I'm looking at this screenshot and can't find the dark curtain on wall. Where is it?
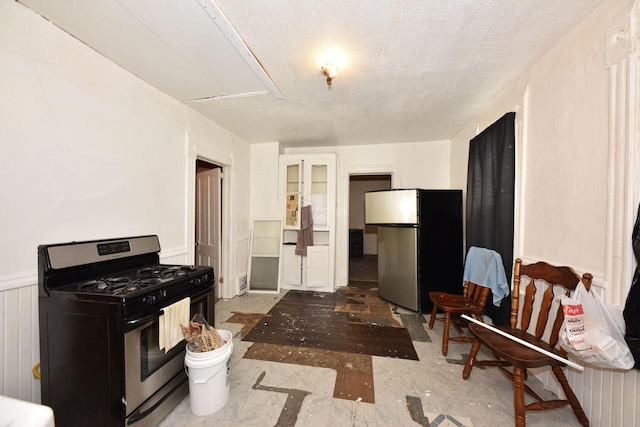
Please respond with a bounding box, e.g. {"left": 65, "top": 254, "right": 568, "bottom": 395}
{"left": 623, "top": 203, "right": 640, "bottom": 370}
{"left": 466, "top": 112, "right": 516, "bottom": 326}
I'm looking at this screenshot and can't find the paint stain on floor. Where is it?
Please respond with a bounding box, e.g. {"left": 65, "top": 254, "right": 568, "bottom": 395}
{"left": 245, "top": 342, "right": 375, "bottom": 403}
{"left": 252, "top": 371, "right": 311, "bottom": 427}
{"left": 406, "top": 395, "right": 474, "bottom": 427}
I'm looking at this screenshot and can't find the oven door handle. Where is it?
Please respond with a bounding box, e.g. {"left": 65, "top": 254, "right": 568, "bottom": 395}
{"left": 125, "top": 312, "right": 160, "bottom": 329}
{"left": 125, "top": 289, "right": 211, "bottom": 330}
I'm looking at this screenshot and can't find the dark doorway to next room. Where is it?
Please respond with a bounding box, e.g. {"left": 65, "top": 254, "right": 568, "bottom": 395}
{"left": 348, "top": 174, "right": 391, "bottom": 283}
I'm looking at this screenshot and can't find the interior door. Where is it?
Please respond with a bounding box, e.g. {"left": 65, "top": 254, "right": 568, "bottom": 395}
{"left": 196, "top": 168, "right": 221, "bottom": 298}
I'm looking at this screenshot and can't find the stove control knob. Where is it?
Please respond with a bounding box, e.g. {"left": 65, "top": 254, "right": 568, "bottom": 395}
{"left": 145, "top": 295, "right": 156, "bottom": 305}
{"left": 159, "top": 290, "right": 167, "bottom": 299}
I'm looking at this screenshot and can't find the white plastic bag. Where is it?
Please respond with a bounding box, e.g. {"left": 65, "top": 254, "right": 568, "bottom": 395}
{"left": 560, "top": 282, "right": 634, "bottom": 370}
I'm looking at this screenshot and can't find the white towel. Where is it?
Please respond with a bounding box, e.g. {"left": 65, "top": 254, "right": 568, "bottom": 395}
{"left": 159, "top": 297, "right": 191, "bottom": 353}
{"left": 463, "top": 246, "right": 509, "bottom": 306}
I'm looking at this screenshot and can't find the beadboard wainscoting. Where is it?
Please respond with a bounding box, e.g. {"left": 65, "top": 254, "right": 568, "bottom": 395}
{"left": 517, "top": 263, "right": 640, "bottom": 427}
{"left": 0, "top": 282, "right": 40, "bottom": 403}
{"left": 160, "top": 248, "right": 191, "bottom": 265}
{"left": 534, "top": 341, "right": 640, "bottom": 427}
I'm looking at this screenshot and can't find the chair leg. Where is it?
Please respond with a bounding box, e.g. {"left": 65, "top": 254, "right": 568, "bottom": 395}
{"left": 462, "top": 339, "right": 481, "bottom": 380}
{"left": 552, "top": 366, "right": 589, "bottom": 427}
{"left": 428, "top": 305, "right": 438, "bottom": 329}
{"left": 513, "top": 366, "right": 526, "bottom": 427}
{"left": 442, "top": 312, "right": 451, "bottom": 356}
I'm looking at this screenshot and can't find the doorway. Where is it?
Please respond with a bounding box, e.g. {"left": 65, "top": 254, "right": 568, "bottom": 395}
{"left": 195, "top": 159, "right": 223, "bottom": 299}
{"left": 348, "top": 175, "right": 391, "bottom": 283}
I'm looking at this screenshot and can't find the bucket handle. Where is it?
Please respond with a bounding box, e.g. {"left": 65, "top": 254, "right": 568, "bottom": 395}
{"left": 184, "top": 361, "right": 227, "bottom": 384}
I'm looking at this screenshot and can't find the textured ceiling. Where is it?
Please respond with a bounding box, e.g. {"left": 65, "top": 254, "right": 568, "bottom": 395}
{"left": 199, "top": 0, "right": 606, "bottom": 147}
{"left": 20, "top": 0, "right": 605, "bottom": 147}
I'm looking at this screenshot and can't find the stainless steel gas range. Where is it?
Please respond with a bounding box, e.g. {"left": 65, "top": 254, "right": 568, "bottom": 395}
{"left": 37, "top": 235, "right": 215, "bottom": 427}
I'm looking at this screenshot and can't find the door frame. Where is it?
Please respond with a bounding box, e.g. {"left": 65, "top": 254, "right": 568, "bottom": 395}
{"left": 187, "top": 143, "right": 234, "bottom": 299}
{"left": 336, "top": 163, "right": 401, "bottom": 288}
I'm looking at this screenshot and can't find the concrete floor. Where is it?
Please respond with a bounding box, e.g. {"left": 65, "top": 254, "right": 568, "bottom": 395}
{"left": 160, "top": 267, "right": 585, "bottom": 427}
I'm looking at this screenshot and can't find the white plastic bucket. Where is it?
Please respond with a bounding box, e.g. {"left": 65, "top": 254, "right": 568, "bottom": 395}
{"left": 184, "top": 329, "right": 233, "bottom": 416}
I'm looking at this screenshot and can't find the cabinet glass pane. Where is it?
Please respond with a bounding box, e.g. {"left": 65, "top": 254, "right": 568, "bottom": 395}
{"left": 249, "top": 257, "right": 279, "bottom": 291}
{"left": 310, "top": 165, "right": 327, "bottom": 193}
{"left": 310, "top": 164, "right": 328, "bottom": 227}
{"left": 285, "top": 164, "right": 300, "bottom": 228}
{"left": 286, "top": 164, "right": 300, "bottom": 193}
{"left": 285, "top": 193, "right": 299, "bottom": 227}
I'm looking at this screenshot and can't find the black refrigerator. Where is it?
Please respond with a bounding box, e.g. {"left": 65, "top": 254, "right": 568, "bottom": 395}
{"left": 365, "top": 189, "right": 463, "bottom": 313}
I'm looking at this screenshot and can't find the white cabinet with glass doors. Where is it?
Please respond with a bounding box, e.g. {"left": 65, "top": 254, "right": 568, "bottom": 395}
{"left": 279, "top": 153, "right": 336, "bottom": 292}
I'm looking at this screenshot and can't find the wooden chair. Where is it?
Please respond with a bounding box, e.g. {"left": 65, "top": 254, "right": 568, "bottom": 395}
{"left": 428, "top": 281, "right": 491, "bottom": 356}
{"left": 462, "top": 258, "right": 591, "bottom": 427}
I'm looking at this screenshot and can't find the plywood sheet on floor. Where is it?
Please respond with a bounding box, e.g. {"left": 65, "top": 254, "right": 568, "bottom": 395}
{"left": 242, "top": 285, "right": 418, "bottom": 360}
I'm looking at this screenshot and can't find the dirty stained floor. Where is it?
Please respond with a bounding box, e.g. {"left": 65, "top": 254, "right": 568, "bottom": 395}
{"left": 160, "top": 264, "right": 585, "bottom": 427}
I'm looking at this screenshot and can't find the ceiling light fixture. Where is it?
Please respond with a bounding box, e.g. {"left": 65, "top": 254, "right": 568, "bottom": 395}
{"left": 322, "top": 63, "right": 337, "bottom": 89}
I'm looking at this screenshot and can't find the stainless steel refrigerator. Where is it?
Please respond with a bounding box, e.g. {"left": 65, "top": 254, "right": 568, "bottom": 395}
{"left": 365, "top": 189, "right": 463, "bottom": 313}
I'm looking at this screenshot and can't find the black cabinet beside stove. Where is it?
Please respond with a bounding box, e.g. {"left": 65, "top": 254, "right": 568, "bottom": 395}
{"left": 37, "top": 235, "right": 215, "bottom": 427}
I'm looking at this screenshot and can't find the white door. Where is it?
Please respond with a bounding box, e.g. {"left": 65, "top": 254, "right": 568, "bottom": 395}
{"left": 196, "top": 168, "right": 222, "bottom": 298}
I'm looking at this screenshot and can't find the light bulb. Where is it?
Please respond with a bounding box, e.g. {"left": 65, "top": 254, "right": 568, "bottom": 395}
{"left": 322, "top": 63, "right": 337, "bottom": 88}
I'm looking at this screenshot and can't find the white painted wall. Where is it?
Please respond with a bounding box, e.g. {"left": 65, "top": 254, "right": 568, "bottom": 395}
{"left": 0, "top": 0, "right": 251, "bottom": 401}
{"left": 450, "top": 0, "right": 639, "bottom": 426}
{"left": 245, "top": 142, "right": 280, "bottom": 287}
{"left": 250, "top": 142, "right": 281, "bottom": 221}
{"left": 451, "top": 3, "right": 614, "bottom": 278}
